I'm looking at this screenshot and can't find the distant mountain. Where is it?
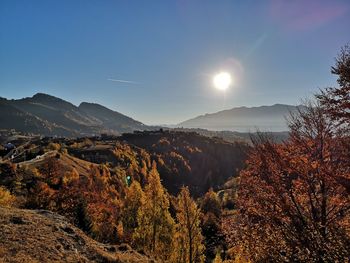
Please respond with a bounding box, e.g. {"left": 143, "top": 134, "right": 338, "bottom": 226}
{"left": 0, "top": 93, "right": 152, "bottom": 137}
{"left": 178, "top": 104, "right": 302, "bottom": 132}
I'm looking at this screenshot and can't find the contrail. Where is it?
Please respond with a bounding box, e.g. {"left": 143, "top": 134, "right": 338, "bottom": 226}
{"left": 107, "top": 78, "right": 139, "bottom": 84}
{"left": 244, "top": 33, "right": 267, "bottom": 58}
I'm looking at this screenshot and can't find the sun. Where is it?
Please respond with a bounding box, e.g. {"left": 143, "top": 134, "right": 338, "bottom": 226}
{"left": 213, "top": 72, "right": 232, "bottom": 91}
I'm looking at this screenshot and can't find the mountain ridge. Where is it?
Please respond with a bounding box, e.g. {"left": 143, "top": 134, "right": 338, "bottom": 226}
{"left": 178, "top": 104, "right": 303, "bottom": 132}
{"left": 0, "top": 93, "right": 152, "bottom": 137}
{"left": 1, "top": 93, "right": 302, "bottom": 135}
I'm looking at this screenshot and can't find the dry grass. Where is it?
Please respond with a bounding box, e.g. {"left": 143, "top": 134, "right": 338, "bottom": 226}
{"left": 0, "top": 206, "right": 155, "bottom": 263}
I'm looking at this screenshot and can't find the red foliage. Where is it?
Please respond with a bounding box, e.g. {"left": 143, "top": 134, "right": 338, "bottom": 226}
{"left": 230, "top": 105, "right": 350, "bottom": 261}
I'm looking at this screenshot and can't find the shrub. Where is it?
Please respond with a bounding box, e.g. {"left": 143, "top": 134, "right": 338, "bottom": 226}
{"left": 47, "top": 142, "right": 61, "bottom": 151}
{"left": 0, "top": 186, "right": 16, "bottom": 207}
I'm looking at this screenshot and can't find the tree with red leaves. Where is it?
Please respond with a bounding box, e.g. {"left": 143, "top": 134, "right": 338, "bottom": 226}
{"left": 317, "top": 44, "right": 350, "bottom": 125}
{"left": 230, "top": 103, "right": 350, "bottom": 261}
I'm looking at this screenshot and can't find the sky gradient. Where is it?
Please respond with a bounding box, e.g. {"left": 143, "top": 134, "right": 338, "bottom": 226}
{"left": 0, "top": 0, "right": 349, "bottom": 124}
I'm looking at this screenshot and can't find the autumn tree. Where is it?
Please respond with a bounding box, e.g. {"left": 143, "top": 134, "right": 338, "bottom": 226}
{"left": 28, "top": 163, "right": 123, "bottom": 244}
{"left": 231, "top": 104, "right": 350, "bottom": 262}
{"left": 201, "top": 188, "right": 222, "bottom": 218}
{"left": 171, "top": 186, "right": 205, "bottom": 263}
{"left": 77, "top": 165, "right": 122, "bottom": 243}
{"left": 317, "top": 44, "right": 350, "bottom": 125}
{"left": 122, "top": 181, "right": 145, "bottom": 241}
{"left": 132, "top": 162, "right": 175, "bottom": 260}
{"left": 38, "top": 157, "right": 61, "bottom": 188}
{"left": 201, "top": 189, "right": 225, "bottom": 261}
{"left": 212, "top": 253, "right": 223, "bottom": 263}
{"left": 0, "top": 186, "right": 16, "bottom": 207}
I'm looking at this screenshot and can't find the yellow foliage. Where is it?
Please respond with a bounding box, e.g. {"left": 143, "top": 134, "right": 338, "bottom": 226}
{"left": 132, "top": 163, "right": 175, "bottom": 260}
{"left": 0, "top": 187, "right": 16, "bottom": 207}
{"left": 117, "top": 221, "right": 124, "bottom": 240}
{"left": 47, "top": 142, "right": 61, "bottom": 151}
{"left": 212, "top": 253, "right": 223, "bottom": 263}
{"left": 62, "top": 168, "right": 79, "bottom": 186}
{"left": 171, "top": 186, "right": 205, "bottom": 263}
{"left": 225, "top": 247, "right": 252, "bottom": 263}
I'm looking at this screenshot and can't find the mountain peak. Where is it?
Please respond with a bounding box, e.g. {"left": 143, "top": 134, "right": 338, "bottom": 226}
{"left": 31, "top": 93, "right": 62, "bottom": 101}
{"left": 24, "top": 93, "right": 79, "bottom": 112}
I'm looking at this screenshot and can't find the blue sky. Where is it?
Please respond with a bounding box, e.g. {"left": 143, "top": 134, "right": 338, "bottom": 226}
{"left": 0, "top": 0, "right": 349, "bottom": 124}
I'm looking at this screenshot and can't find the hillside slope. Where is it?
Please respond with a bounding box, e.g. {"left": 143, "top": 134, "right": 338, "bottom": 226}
{"left": 0, "top": 100, "right": 54, "bottom": 135}
{"left": 119, "top": 130, "right": 248, "bottom": 196}
{"left": 0, "top": 206, "right": 154, "bottom": 263}
{"left": 79, "top": 102, "right": 147, "bottom": 134}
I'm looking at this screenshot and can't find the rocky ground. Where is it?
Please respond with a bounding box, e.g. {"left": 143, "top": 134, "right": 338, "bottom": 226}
{"left": 0, "top": 206, "right": 154, "bottom": 263}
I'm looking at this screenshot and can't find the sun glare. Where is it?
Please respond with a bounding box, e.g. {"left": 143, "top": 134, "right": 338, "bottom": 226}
{"left": 213, "top": 72, "right": 232, "bottom": 91}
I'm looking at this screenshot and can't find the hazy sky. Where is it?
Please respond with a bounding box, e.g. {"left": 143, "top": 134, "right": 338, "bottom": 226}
{"left": 1, "top": 0, "right": 349, "bottom": 124}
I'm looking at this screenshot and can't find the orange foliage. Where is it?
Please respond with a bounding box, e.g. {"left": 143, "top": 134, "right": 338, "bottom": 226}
{"left": 230, "top": 105, "right": 350, "bottom": 261}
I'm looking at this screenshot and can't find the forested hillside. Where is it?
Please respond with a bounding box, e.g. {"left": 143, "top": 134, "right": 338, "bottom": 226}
{"left": 0, "top": 130, "right": 248, "bottom": 261}
{"left": 119, "top": 130, "right": 248, "bottom": 195}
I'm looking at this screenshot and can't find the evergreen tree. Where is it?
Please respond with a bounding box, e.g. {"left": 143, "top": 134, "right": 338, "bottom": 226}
{"left": 133, "top": 162, "right": 175, "bottom": 260}
{"left": 76, "top": 200, "right": 93, "bottom": 235}
{"left": 172, "top": 186, "right": 205, "bottom": 263}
